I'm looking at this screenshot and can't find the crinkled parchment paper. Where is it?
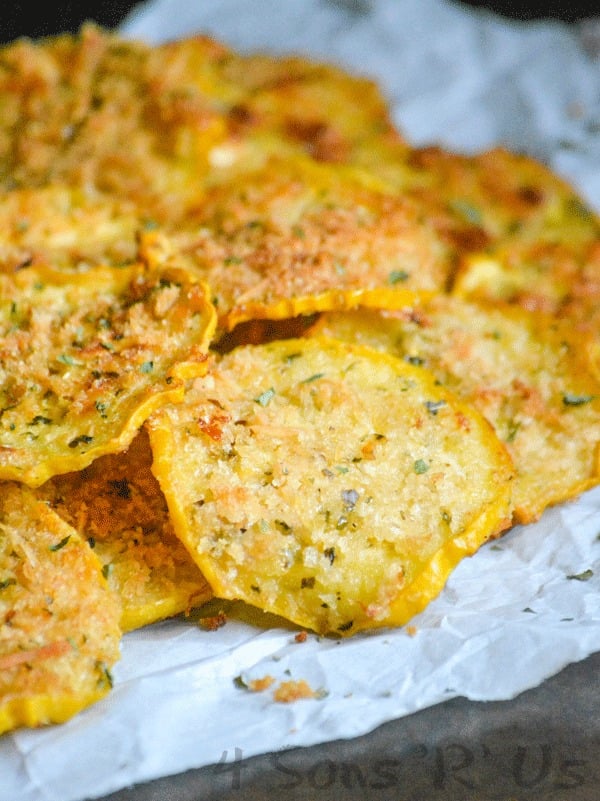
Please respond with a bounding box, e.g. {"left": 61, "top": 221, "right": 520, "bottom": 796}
{"left": 1, "top": 3, "right": 600, "bottom": 800}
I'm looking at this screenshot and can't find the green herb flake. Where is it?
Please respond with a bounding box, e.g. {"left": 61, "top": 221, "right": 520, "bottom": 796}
{"left": 292, "top": 224, "right": 305, "bottom": 238}
{"left": 139, "top": 361, "right": 154, "bottom": 374}
{"left": 301, "top": 372, "right": 325, "bottom": 384}
{"left": 566, "top": 569, "right": 594, "bottom": 582}
{"left": 49, "top": 536, "right": 70, "bottom": 552}
{"left": 224, "top": 255, "right": 242, "bottom": 266}
{"left": 95, "top": 400, "right": 108, "bottom": 418}
{"left": 424, "top": 400, "right": 446, "bottom": 416}
{"left": 405, "top": 355, "right": 425, "bottom": 366}
{"left": 563, "top": 393, "right": 594, "bottom": 406}
{"left": 57, "top": 353, "right": 78, "bottom": 366}
{"left": 0, "top": 577, "right": 16, "bottom": 590}
{"left": 449, "top": 199, "right": 483, "bottom": 225}
{"left": 68, "top": 434, "right": 94, "bottom": 449}
{"left": 254, "top": 387, "right": 276, "bottom": 407}
{"left": 388, "top": 269, "right": 410, "bottom": 285}
{"left": 505, "top": 419, "right": 521, "bottom": 443}
{"left": 30, "top": 415, "right": 52, "bottom": 426}
{"left": 102, "top": 563, "right": 114, "bottom": 580}
{"left": 233, "top": 674, "right": 249, "bottom": 690}
{"left": 414, "top": 458, "right": 429, "bottom": 475}
{"left": 96, "top": 661, "right": 114, "bottom": 689}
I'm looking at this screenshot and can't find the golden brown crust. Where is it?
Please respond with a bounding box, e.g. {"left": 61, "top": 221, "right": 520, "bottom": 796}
{"left": 148, "top": 337, "right": 513, "bottom": 636}
{"left": 40, "top": 429, "right": 213, "bottom": 631}
{"left": 0, "top": 21, "right": 598, "bottom": 733}
{"left": 168, "top": 155, "right": 449, "bottom": 330}
{"left": 312, "top": 300, "right": 600, "bottom": 523}
{"left": 0, "top": 482, "right": 121, "bottom": 735}
{"left": 0, "top": 260, "right": 215, "bottom": 486}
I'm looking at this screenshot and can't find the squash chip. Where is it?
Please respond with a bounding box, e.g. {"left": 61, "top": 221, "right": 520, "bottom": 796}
{"left": 40, "top": 429, "right": 213, "bottom": 632}
{"left": 0, "top": 25, "right": 225, "bottom": 223}
{"left": 170, "top": 155, "right": 449, "bottom": 331}
{"left": 388, "top": 147, "right": 600, "bottom": 336}
{"left": 0, "top": 261, "right": 216, "bottom": 486}
{"left": 0, "top": 185, "right": 141, "bottom": 273}
{"left": 0, "top": 482, "right": 121, "bottom": 735}
{"left": 150, "top": 31, "right": 409, "bottom": 182}
{"left": 147, "top": 337, "right": 513, "bottom": 636}
{"left": 0, "top": 26, "right": 405, "bottom": 225}
{"left": 312, "top": 299, "right": 600, "bottom": 523}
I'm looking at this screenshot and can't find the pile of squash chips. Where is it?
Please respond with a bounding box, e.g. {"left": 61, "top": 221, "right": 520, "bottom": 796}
{"left": 1, "top": 24, "right": 599, "bottom": 734}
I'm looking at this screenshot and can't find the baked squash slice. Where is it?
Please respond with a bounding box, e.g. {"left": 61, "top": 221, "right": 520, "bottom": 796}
{"left": 147, "top": 337, "right": 513, "bottom": 636}
{"left": 0, "top": 184, "right": 142, "bottom": 273}
{"left": 171, "top": 155, "right": 449, "bottom": 333}
{"left": 0, "top": 261, "right": 216, "bottom": 486}
{"left": 0, "top": 482, "right": 121, "bottom": 735}
{"left": 312, "top": 298, "right": 600, "bottom": 523}
{"left": 41, "top": 429, "right": 213, "bottom": 632}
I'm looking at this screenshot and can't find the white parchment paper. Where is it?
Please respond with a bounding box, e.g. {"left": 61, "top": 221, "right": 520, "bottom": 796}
{"left": 2, "top": 3, "right": 600, "bottom": 800}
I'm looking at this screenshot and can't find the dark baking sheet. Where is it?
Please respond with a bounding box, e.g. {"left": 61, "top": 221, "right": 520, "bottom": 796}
{"left": 93, "top": 650, "right": 600, "bottom": 801}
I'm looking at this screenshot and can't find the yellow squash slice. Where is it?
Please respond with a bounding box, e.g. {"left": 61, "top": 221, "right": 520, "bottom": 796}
{"left": 147, "top": 30, "right": 409, "bottom": 184}
{"left": 148, "top": 337, "right": 513, "bottom": 636}
{"left": 312, "top": 299, "right": 600, "bottom": 523}
{"left": 41, "top": 429, "right": 213, "bottom": 632}
{"left": 0, "top": 482, "right": 121, "bottom": 735}
{"left": 0, "top": 24, "right": 225, "bottom": 223}
{"left": 171, "top": 154, "right": 449, "bottom": 332}
{"left": 0, "top": 261, "right": 216, "bottom": 486}
{"left": 389, "top": 147, "right": 600, "bottom": 336}
{"left": 0, "top": 185, "right": 142, "bottom": 273}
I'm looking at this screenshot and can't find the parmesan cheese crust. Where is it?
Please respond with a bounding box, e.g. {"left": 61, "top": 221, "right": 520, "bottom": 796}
{"left": 312, "top": 301, "right": 600, "bottom": 523}
{"left": 0, "top": 482, "right": 121, "bottom": 735}
{"left": 40, "top": 429, "right": 212, "bottom": 632}
{"left": 0, "top": 22, "right": 598, "bottom": 731}
{"left": 148, "top": 338, "right": 513, "bottom": 635}
{"left": 0, "top": 261, "right": 216, "bottom": 486}
{"left": 168, "top": 155, "right": 449, "bottom": 331}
